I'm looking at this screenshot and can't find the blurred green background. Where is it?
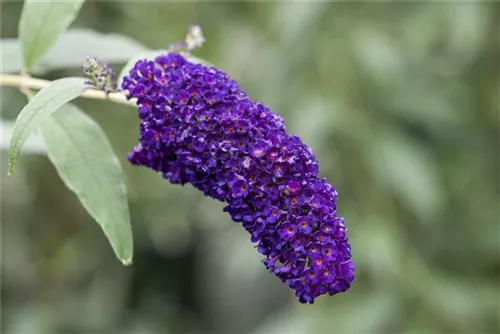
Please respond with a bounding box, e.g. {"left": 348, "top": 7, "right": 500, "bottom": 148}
{"left": 1, "top": 2, "right": 499, "bottom": 334}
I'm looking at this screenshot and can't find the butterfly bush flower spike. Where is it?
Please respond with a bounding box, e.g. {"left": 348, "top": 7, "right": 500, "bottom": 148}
{"left": 82, "top": 57, "right": 117, "bottom": 93}
{"left": 122, "top": 52, "right": 355, "bottom": 304}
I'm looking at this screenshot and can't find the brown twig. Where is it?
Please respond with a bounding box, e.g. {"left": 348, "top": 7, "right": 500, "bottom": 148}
{"left": 0, "top": 73, "right": 137, "bottom": 107}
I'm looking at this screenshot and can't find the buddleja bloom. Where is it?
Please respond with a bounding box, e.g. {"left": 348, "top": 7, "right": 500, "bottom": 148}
{"left": 82, "top": 57, "right": 117, "bottom": 93}
{"left": 122, "top": 53, "right": 355, "bottom": 303}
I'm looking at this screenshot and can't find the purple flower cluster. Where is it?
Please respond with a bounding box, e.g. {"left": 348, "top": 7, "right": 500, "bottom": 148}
{"left": 122, "top": 53, "right": 354, "bottom": 303}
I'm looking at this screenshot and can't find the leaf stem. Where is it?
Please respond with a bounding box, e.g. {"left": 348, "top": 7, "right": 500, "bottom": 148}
{"left": 0, "top": 73, "right": 136, "bottom": 107}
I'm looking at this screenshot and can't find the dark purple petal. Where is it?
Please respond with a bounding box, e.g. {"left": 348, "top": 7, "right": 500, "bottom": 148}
{"left": 278, "top": 222, "right": 297, "bottom": 240}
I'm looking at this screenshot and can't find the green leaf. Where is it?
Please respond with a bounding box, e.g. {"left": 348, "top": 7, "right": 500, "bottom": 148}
{"left": 1, "top": 29, "right": 147, "bottom": 74}
{"left": 40, "top": 104, "right": 133, "bottom": 265}
{"left": 36, "top": 28, "right": 146, "bottom": 72}
{"left": 19, "top": 0, "right": 84, "bottom": 70}
{"left": 8, "top": 77, "right": 88, "bottom": 175}
{"left": 1, "top": 118, "right": 46, "bottom": 155}
{"left": 118, "top": 50, "right": 214, "bottom": 88}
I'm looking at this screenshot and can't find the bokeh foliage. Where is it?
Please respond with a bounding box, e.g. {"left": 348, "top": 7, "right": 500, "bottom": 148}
{"left": 1, "top": 2, "right": 499, "bottom": 334}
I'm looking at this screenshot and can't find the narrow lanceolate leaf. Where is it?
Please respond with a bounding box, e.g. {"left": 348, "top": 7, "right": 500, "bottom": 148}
{"left": 19, "top": 0, "right": 84, "bottom": 69}
{"left": 1, "top": 29, "right": 147, "bottom": 74}
{"left": 1, "top": 119, "right": 46, "bottom": 155}
{"left": 8, "top": 77, "right": 88, "bottom": 175}
{"left": 40, "top": 104, "right": 133, "bottom": 265}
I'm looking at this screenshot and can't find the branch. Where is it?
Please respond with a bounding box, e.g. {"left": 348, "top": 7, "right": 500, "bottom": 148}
{"left": 0, "top": 73, "right": 137, "bottom": 107}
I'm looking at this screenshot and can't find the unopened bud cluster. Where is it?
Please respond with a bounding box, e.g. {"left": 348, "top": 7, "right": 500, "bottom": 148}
{"left": 82, "top": 57, "right": 117, "bottom": 93}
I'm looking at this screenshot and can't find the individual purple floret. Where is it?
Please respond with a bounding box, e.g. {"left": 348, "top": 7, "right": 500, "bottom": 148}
{"left": 122, "top": 53, "right": 354, "bottom": 303}
{"left": 82, "top": 57, "right": 117, "bottom": 93}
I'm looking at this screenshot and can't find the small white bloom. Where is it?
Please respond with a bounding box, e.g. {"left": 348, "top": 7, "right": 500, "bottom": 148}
{"left": 185, "top": 25, "right": 205, "bottom": 50}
